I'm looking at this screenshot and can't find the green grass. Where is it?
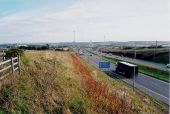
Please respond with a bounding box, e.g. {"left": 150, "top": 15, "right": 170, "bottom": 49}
{"left": 21, "top": 54, "right": 29, "bottom": 65}
{"left": 0, "top": 110, "right": 5, "bottom": 114}
{"left": 68, "top": 91, "right": 89, "bottom": 114}
{"left": 13, "top": 96, "right": 29, "bottom": 114}
{"left": 0, "top": 83, "right": 31, "bottom": 114}
{"left": 103, "top": 57, "right": 170, "bottom": 82}
{"left": 139, "top": 65, "right": 169, "bottom": 82}
{"left": 102, "top": 57, "right": 119, "bottom": 63}
{"left": 86, "top": 50, "right": 98, "bottom": 55}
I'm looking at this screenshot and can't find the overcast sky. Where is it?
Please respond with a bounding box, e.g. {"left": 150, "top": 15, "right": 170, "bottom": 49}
{"left": 0, "top": 0, "right": 169, "bottom": 43}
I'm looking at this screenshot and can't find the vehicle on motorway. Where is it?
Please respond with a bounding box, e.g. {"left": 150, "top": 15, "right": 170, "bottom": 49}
{"left": 166, "top": 64, "right": 170, "bottom": 68}
{"left": 115, "top": 61, "right": 138, "bottom": 77}
{"left": 79, "top": 51, "right": 84, "bottom": 55}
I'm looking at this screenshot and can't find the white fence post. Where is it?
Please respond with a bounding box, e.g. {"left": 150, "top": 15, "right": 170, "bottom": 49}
{"left": 3, "top": 50, "right": 5, "bottom": 61}
{"left": 3, "top": 56, "right": 5, "bottom": 61}
{"left": 18, "top": 56, "right": 21, "bottom": 74}
{"left": 11, "top": 57, "right": 14, "bottom": 75}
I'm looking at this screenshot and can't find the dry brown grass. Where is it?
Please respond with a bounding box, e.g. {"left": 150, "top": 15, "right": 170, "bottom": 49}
{"left": 0, "top": 51, "right": 168, "bottom": 114}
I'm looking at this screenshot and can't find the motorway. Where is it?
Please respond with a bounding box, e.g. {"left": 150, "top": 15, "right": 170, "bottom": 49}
{"left": 97, "top": 52, "right": 168, "bottom": 71}
{"left": 81, "top": 51, "right": 170, "bottom": 105}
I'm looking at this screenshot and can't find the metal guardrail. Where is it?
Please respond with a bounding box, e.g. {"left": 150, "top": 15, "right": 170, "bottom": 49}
{"left": 0, "top": 56, "right": 20, "bottom": 80}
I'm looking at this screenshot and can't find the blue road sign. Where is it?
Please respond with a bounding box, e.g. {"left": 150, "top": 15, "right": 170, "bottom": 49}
{"left": 99, "top": 62, "right": 110, "bottom": 68}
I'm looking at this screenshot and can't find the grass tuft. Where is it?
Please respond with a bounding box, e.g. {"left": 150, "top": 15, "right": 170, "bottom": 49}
{"left": 68, "top": 91, "right": 88, "bottom": 114}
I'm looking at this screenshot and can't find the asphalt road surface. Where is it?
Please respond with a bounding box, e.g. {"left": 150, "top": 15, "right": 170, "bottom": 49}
{"left": 82, "top": 51, "right": 170, "bottom": 105}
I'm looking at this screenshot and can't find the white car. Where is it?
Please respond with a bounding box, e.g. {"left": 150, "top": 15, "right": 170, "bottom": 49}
{"left": 166, "top": 64, "right": 170, "bottom": 68}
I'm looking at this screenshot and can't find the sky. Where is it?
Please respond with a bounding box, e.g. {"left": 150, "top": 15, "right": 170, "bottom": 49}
{"left": 0, "top": 0, "right": 169, "bottom": 44}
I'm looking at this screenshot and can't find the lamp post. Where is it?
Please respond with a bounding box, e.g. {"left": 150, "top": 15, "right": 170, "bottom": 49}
{"left": 73, "top": 30, "right": 76, "bottom": 47}
{"left": 133, "top": 43, "right": 136, "bottom": 91}
{"left": 134, "top": 44, "right": 136, "bottom": 59}
{"left": 153, "top": 40, "right": 157, "bottom": 61}
{"left": 133, "top": 66, "right": 136, "bottom": 91}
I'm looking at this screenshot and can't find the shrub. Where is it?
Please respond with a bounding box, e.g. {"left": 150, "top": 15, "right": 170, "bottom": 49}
{"left": 5, "top": 49, "right": 23, "bottom": 58}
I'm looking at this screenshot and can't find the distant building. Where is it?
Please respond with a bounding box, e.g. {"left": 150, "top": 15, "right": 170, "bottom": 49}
{"left": 63, "top": 47, "right": 69, "bottom": 51}
{"left": 11, "top": 44, "right": 18, "bottom": 49}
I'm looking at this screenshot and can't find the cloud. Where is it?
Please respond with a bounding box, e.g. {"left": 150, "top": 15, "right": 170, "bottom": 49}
{"left": 0, "top": 0, "right": 169, "bottom": 43}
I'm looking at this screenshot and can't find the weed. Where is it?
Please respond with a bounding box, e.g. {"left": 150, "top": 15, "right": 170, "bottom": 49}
{"left": 13, "top": 96, "right": 29, "bottom": 114}
{"left": 68, "top": 91, "right": 88, "bottom": 114}
{"left": 21, "top": 54, "right": 29, "bottom": 65}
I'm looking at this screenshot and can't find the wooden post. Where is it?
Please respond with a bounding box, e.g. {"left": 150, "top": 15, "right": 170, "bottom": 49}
{"left": 11, "top": 57, "right": 14, "bottom": 74}
{"left": 18, "top": 56, "right": 21, "bottom": 74}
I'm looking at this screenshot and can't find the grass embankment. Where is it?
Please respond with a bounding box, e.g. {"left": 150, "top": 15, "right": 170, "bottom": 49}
{"left": 0, "top": 51, "right": 86, "bottom": 113}
{"left": 103, "top": 57, "right": 170, "bottom": 82}
{"left": 0, "top": 51, "right": 168, "bottom": 114}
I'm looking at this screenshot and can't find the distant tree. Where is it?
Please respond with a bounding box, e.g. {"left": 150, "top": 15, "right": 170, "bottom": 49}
{"left": 148, "top": 45, "right": 163, "bottom": 49}
{"left": 46, "top": 44, "right": 50, "bottom": 49}
{"left": 19, "top": 45, "right": 50, "bottom": 50}
{"left": 123, "top": 47, "right": 133, "bottom": 50}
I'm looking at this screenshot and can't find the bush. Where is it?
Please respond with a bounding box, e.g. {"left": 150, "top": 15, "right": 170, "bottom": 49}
{"left": 5, "top": 49, "right": 23, "bottom": 58}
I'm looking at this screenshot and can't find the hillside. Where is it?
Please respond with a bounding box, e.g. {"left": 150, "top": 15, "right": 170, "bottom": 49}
{"left": 0, "top": 51, "right": 168, "bottom": 114}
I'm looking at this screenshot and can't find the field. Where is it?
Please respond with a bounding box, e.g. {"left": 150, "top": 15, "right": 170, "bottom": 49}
{"left": 0, "top": 51, "right": 168, "bottom": 114}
